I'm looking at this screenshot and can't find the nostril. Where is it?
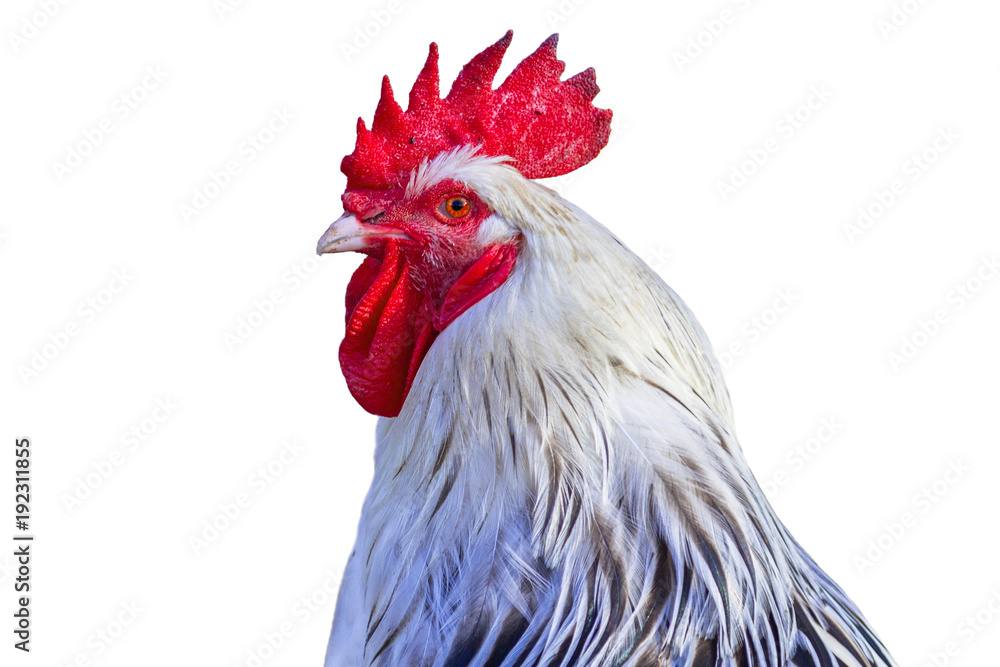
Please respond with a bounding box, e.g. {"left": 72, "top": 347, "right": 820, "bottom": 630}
{"left": 362, "top": 211, "right": 386, "bottom": 223}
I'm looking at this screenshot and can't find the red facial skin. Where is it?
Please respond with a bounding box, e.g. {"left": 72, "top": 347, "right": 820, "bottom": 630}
{"left": 339, "top": 179, "right": 519, "bottom": 417}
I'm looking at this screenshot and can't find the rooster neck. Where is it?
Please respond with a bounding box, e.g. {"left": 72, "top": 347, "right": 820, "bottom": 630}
{"left": 329, "top": 185, "right": 893, "bottom": 667}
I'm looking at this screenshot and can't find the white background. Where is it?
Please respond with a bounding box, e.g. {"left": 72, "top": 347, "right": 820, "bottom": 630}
{"left": 1, "top": 0, "right": 998, "bottom": 665}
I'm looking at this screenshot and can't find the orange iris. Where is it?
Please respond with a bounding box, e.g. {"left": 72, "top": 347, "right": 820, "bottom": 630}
{"left": 439, "top": 195, "right": 471, "bottom": 220}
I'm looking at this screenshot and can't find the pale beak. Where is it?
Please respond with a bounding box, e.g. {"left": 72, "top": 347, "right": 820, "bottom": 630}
{"left": 317, "top": 213, "right": 369, "bottom": 254}
{"left": 316, "top": 213, "right": 412, "bottom": 255}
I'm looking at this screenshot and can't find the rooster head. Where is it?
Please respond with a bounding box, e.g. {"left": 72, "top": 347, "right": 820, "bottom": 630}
{"left": 318, "top": 31, "right": 612, "bottom": 417}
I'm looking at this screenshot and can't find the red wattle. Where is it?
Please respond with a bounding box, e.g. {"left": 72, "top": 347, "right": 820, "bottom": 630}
{"left": 339, "top": 244, "right": 437, "bottom": 418}
{"left": 435, "top": 243, "right": 519, "bottom": 330}
{"left": 339, "top": 241, "right": 518, "bottom": 418}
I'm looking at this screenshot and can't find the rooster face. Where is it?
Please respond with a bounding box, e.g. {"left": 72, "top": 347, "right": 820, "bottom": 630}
{"left": 320, "top": 176, "right": 498, "bottom": 305}
{"left": 317, "top": 147, "right": 521, "bottom": 418}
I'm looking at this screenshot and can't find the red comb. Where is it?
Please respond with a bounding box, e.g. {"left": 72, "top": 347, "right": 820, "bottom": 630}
{"left": 341, "top": 31, "right": 613, "bottom": 191}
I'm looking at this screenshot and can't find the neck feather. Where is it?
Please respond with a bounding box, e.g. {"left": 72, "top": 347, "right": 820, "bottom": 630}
{"left": 346, "top": 173, "right": 881, "bottom": 666}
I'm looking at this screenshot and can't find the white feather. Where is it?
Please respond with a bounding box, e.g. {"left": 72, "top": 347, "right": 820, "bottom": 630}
{"left": 325, "top": 149, "right": 895, "bottom": 667}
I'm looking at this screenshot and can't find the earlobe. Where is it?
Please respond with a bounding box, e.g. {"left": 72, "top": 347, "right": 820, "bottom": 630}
{"left": 475, "top": 213, "right": 518, "bottom": 246}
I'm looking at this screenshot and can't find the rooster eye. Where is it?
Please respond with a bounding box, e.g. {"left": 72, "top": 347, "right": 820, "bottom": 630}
{"left": 438, "top": 195, "right": 471, "bottom": 221}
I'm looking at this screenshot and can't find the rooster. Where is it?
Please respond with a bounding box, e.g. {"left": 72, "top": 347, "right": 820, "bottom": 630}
{"left": 317, "top": 32, "right": 895, "bottom": 667}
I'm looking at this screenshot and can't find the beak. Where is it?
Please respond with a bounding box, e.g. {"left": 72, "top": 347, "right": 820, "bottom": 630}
{"left": 317, "top": 213, "right": 369, "bottom": 254}
{"left": 316, "top": 213, "right": 413, "bottom": 255}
